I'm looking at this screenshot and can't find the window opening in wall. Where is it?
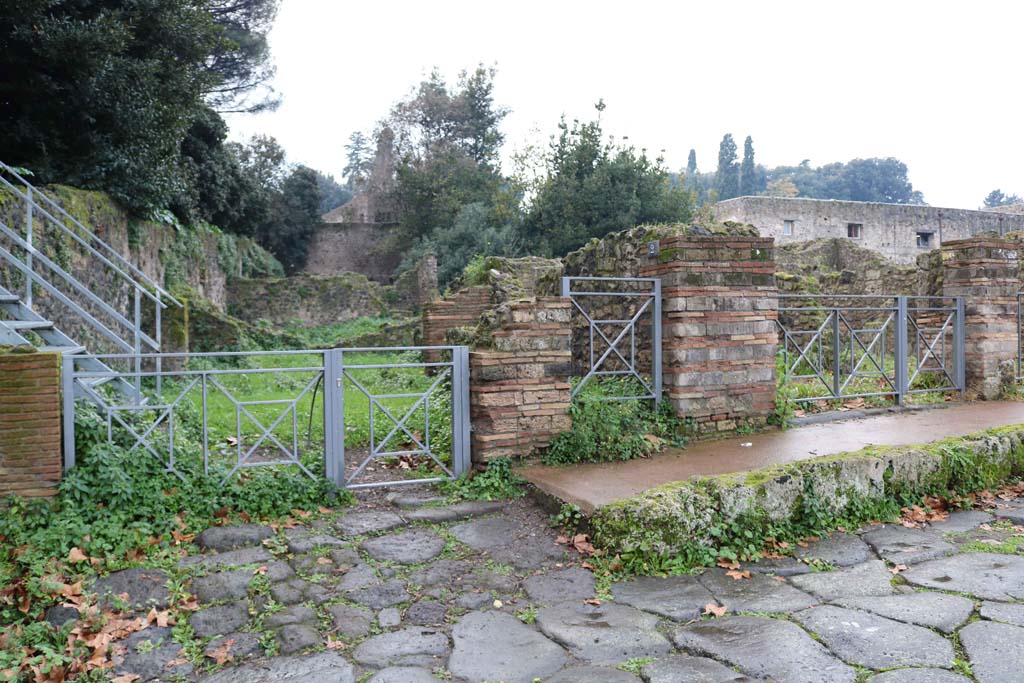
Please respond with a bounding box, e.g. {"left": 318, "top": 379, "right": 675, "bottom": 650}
{"left": 847, "top": 223, "right": 862, "bottom": 239}
{"left": 917, "top": 231, "right": 933, "bottom": 248}
{"left": 783, "top": 219, "right": 794, "bottom": 236}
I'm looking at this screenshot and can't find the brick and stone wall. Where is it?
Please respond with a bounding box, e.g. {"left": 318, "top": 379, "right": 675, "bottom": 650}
{"left": 302, "top": 223, "right": 403, "bottom": 284}
{"left": 941, "top": 237, "right": 1020, "bottom": 399}
{"left": 422, "top": 286, "right": 494, "bottom": 349}
{"left": 469, "top": 298, "right": 572, "bottom": 461}
{"left": 0, "top": 350, "right": 62, "bottom": 498}
{"left": 644, "top": 235, "right": 779, "bottom": 434}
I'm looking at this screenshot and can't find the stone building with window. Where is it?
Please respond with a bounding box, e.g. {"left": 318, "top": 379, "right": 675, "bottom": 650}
{"left": 713, "top": 196, "right": 1024, "bottom": 264}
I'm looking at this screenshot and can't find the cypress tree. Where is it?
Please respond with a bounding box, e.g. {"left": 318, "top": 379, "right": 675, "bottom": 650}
{"left": 739, "top": 136, "right": 757, "bottom": 196}
{"left": 715, "top": 134, "right": 740, "bottom": 200}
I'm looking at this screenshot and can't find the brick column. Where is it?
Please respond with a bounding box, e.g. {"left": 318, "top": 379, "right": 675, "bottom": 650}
{"left": 941, "top": 237, "right": 1020, "bottom": 399}
{"left": 421, "top": 285, "right": 493, "bottom": 363}
{"left": 642, "top": 235, "right": 778, "bottom": 435}
{"left": 469, "top": 297, "right": 572, "bottom": 462}
{"left": 0, "top": 350, "right": 63, "bottom": 498}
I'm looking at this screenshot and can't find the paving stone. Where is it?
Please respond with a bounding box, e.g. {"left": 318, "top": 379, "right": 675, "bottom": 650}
{"left": 276, "top": 623, "right": 321, "bottom": 655}
{"left": 641, "top": 653, "right": 756, "bottom": 683}
{"left": 386, "top": 491, "right": 448, "bottom": 509}
{"left": 456, "top": 591, "right": 493, "bottom": 609}
{"left": 336, "top": 511, "right": 406, "bottom": 536}
{"left": 178, "top": 545, "right": 272, "bottom": 569}
{"left": 202, "top": 632, "right": 261, "bottom": 661}
{"left": 336, "top": 562, "right": 379, "bottom": 591}
{"left": 347, "top": 578, "right": 411, "bottom": 609}
{"left": 448, "top": 611, "right": 567, "bottom": 683}
{"left": 378, "top": 607, "right": 401, "bottom": 628}
{"left": 672, "top": 615, "right": 857, "bottom": 683}
{"left": 980, "top": 600, "right": 1024, "bottom": 626}
{"left": 264, "top": 560, "right": 295, "bottom": 583}
{"left": 264, "top": 604, "right": 317, "bottom": 629}
{"left": 523, "top": 567, "right": 595, "bottom": 604}
{"left": 367, "top": 667, "right": 439, "bottom": 683}
{"left": 405, "top": 600, "right": 446, "bottom": 625}
{"left": 832, "top": 592, "right": 974, "bottom": 633}
{"left": 290, "top": 552, "right": 338, "bottom": 576}
{"left": 189, "top": 601, "right": 249, "bottom": 638}
{"left": 402, "top": 500, "right": 505, "bottom": 523}
{"left": 327, "top": 603, "right": 373, "bottom": 638}
{"left": 744, "top": 555, "right": 811, "bottom": 576}
{"left": 197, "top": 650, "right": 354, "bottom": 683}
{"left": 862, "top": 526, "right": 955, "bottom": 565}
{"left": 196, "top": 524, "right": 274, "bottom": 551}
{"left": 790, "top": 560, "right": 896, "bottom": 600}
{"left": 352, "top": 627, "right": 450, "bottom": 668}
{"left": 361, "top": 528, "right": 446, "bottom": 564}
{"left": 450, "top": 516, "right": 517, "bottom": 550}
{"left": 329, "top": 548, "right": 360, "bottom": 569}
{"left": 468, "top": 568, "right": 518, "bottom": 593}
{"left": 285, "top": 530, "right": 349, "bottom": 554}
{"left": 490, "top": 543, "right": 568, "bottom": 571}
{"left": 901, "top": 553, "right": 1024, "bottom": 601}
{"left": 992, "top": 499, "right": 1024, "bottom": 524}
{"left": 192, "top": 569, "right": 252, "bottom": 603}
{"left": 868, "top": 670, "right": 973, "bottom": 683}
{"left": 610, "top": 574, "right": 715, "bottom": 622}
{"left": 407, "top": 558, "right": 474, "bottom": 588}
{"left": 536, "top": 600, "right": 672, "bottom": 665}
{"left": 794, "top": 605, "right": 954, "bottom": 669}
{"left": 115, "top": 640, "right": 193, "bottom": 681}
{"left": 958, "top": 620, "right": 1024, "bottom": 683}
{"left": 118, "top": 626, "right": 173, "bottom": 656}
{"left": 929, "top": 510, "right": 995, "bottom": 534}
{"left": 44, "top": 604, "right": 79, "bottom": 627}
{"left": 91, "top": 568, "right": 171, "bottom": 610}
{"left": 698, "top": 568, "right": 817, "bottom": 614}
{"left": 269, "top": 578, "right": 330, "bottom": 606}
{"left": 795, "top": 532, "right": 874, "bottom": 567}
{"left": 545, "top": 665, "right": 642, "bottom": 682}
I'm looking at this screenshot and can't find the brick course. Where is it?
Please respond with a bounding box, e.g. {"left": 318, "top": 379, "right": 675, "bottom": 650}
{"left": 0, "top": 350, "right": 63, "bottom": 498}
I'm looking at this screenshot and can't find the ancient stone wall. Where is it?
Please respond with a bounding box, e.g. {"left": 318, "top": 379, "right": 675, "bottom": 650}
{"left": 422, "top": 286, "right": 493, "bottom": 352}
{"left": 227, "top": 274, "right": 387, "bottom": 327}
{"left": 941, "top": 237, "right": 1020, "bottom": 399}
{"left": 0, "top": 349, "right": 62, "bottom": 499}
{"left": 302, "top": 223, "right": 404, "bottom": 284}
{"left": 644, "top": 234, "right": 778, "bottom": 434}
{"left": 469, "top": 298, "right": 572, "bottom": 461}
{"left": 715, "top": 196, "right": 1024, "bottom": 264}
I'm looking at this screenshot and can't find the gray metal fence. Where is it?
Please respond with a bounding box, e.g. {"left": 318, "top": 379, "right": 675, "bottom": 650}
{"left": 777, "top": 294, "right": 965, "bottom": 404}
{"left": 1018, "top": 293, "right": 1024, "bottom": 383}
{"left": 561, "top": 276, "right": 662, "bottom": 404}
{"left": 62, "top": 346, "right": 470, "bottom": 489}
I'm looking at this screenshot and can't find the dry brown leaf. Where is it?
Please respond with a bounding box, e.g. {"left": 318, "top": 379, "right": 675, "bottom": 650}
{"left": 253, "top": 566, "right": 268, "bottom": 575}
{"left": 292, "top": 509, "right": 312, "bottom": 519}
{"left": 315, "top": 557, "right": 333, "bottom": 566}
{"left": 583, "top": 598, "right": 602, "bottom": 605}
{"left": 111, "top": 675, "right": 140, "bottom": 683}
{"left": 67, "top": 547, "right": 89, "bottom": 564}
{"left": 325, "top": 637, "right": 346, "bottom": 651}
{"left": 703, "top": 603, "right": 727, "bottom": 617}
{"left": 889, "top": 564, "right": 909, "bottom": 574}
{"left": 206, "top": 639, "right": 235, "bottom": 665}
{"left": 725, "top": 569, "right": 751, "bottom": 581}
{"left": 716, "top": 560, "right": 741, "bottom": 570}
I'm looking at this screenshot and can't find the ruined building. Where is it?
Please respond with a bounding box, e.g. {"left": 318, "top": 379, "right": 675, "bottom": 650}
{"left": 714, "top": 196, "right": 1024, "bottom": 264}
{"left": 304, "top": 128, "right": 404, "bottom": 283}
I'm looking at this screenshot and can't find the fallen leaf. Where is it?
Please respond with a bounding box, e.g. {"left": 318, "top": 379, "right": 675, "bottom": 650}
{"left": 325, "top": 637, "right": 346, "bottom": 650}
{"left": 292, "top": 509, "right": 312, "bottom": 519}
{"left": 492, "top": 599, "right": 503, "bottom": 609}
{"left": 318, "top": 506, "right": 333, "bottom": 514}
{"left": 703, "top": 603, "right": 727, "bottom": 617}
{"left": 583, "top": 598, "right": 602, "bottom": 606}
{"left": 254, "top": 566, "right": 268, "bottom": 575}
{"left": 716, "top": 560, "right": 741, "bottom": 570}
{"left": 889, "top": 564, "right": 909, "bottom": 574}
{"left": 68, "top": 547, "right": 89, "bottom": 564}
{"left": 111, "top": 675, "right": 140, "bottom": 683}
{"left": 315, "top": 557, "right": 332, "bottom": 566}
{"left": 205, "top": 639, "right": 235, "bottom": 665}
{"left": 725, "top": 569, "right": 751, "bottom": 581}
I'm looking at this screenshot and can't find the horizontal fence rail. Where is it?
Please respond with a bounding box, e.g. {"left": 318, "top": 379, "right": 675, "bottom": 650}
{"left": 62, "top": 347, "right": 471, "bottom": 489}
{"left": 561, "top": 276, "right": 662, "bottom": 404}
{"left": 777, "top": 294, "right": 964, "bottom": 405}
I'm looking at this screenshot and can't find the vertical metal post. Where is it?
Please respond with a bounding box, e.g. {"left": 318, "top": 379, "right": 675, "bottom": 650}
{"left": 652, "top": 278, "right": 662, "bottom": 406}
{"left": 133, "top": 288, "right": 142, "bottom": 403}
{"left": 955, "top": 296, "right": 966, "bottom": 396}
{"left": 560, "top": 276, "right": 570, "bottom": 299}
{"left": 155, "top": 295, "right": 162, "bottom": 397}
{"left": 323, "top": 349, "right": 345, "bottom": 486}
{"left": 451, "top": 345, "right": 472, "bottom": 476}
{"left": 832, "top": 309, "right": 841, "bottom": 397}
{"left": 895, "top": 296, "right": 909, "bottom": 405}
{"left": 25, "top": 186, "right": 33, "bottom": 307}
{"left": 62, "top": 354, "right": 75, "bottom": 471}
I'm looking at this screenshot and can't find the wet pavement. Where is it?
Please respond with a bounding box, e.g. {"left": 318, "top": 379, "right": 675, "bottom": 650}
{"left": 95, "top": 492, "right": 1024, "bottom": 683}
{"left": 520, "top": 401, "right": 1024, "bottom": 513}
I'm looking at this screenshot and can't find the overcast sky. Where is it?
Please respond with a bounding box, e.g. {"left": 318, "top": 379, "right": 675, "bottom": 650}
{"left": 226, "top": 0, "right": 1023, "bottom": 210}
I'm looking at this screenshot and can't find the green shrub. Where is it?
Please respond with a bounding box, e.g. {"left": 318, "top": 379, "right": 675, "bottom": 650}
{"left": 544, "top": 378, "right": 685, "bottom": 465}
{"left": 440, "top": 457, "right": 526, "bottom": 501}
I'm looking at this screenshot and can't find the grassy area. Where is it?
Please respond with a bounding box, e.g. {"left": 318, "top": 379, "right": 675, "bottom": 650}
{"left": 279, "top": 316, "right": 398, "bottom": 348}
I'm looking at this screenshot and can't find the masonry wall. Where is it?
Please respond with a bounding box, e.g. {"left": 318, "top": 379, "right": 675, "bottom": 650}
{"left": 715, "top": 196, "right": 1024, "bottom": 265}
{"left": 0, "top": 350, "right": 62, "bottom": 498}
{"left": 422, "top": 286, "right": 493, "bottom": 349}
{"left": 941, "top": 237, "right": 1020, "bottom": 399}
{"left": 643, "top": 235, "right": 778, "bottom": 433}
{"left": 469, "top": 298, "right": 572, "bottom": 461}
{"left": 302, "top": 223, "right": 404, "bottom": 283}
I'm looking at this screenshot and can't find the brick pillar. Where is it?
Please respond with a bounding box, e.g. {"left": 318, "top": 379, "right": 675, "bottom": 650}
{"left": 642, "top": 235, "right": 778, "bottom": 435}
{"left": 941, "top": 237, "right": 1020, "bottom": 399}
{"left": 421, "top": 285, "right": 493, "bottom": 363}
{"left": 469, "top": 297, "right": 572, "bottom": 462}
{"left": 0, "top": 350, "right": 62, "bottom": 498}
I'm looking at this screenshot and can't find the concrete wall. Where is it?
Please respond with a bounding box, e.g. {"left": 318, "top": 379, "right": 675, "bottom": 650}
{"left": 302, "top": 222, "right": 404, "bottom": 284}
{"left": 0, "top": 350, "right": 62, "bottom": 499}
{"left": 714, "top": 196, "right": 1024, "bottom": 264}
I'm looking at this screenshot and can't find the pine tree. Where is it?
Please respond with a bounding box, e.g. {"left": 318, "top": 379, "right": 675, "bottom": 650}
{"left": 715, "top": 134, "right": 740, "bottom": 200}
{"left": 686, "top": 149, "right": 697, "bottom": 176}
{"left": 739, "top": 136, "right": 757, "bottom": 196}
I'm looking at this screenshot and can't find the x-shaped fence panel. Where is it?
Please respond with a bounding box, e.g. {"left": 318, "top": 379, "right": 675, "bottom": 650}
{"left": 561, "top": 276, "right": 661, "bottom": 403}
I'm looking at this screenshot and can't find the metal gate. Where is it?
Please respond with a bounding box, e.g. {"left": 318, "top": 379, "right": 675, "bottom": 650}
{"left": 62, "top": 346, "right": 470, "bottom": 489}
{"left": 561, "top": 276, "right": 661, "bottom": 403}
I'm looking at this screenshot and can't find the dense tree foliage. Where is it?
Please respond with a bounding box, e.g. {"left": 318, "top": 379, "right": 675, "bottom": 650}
{"left": 342, "top": 131, "right": 374, "bottom": 191}
{"left": 715, "top": 134, "right": 740, "bottom": 200}
{"left": 765, "top": 158, "right": 924, "bottom": 204}
{"left": 983, "top": 189, "right": 1022, "bottom": 208}
{"left": 257, "top": 166, "right": 322, "bottom": 274}
{"left": 739, "top": 136, "right": 765, "bottom": 196}
{"left": 314, "top": 171, "right": 353, "bottom": 215}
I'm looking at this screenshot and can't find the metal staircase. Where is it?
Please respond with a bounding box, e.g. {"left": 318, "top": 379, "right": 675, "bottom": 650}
{"left": 0, "top": 160, "right": 183, "bottom": 401}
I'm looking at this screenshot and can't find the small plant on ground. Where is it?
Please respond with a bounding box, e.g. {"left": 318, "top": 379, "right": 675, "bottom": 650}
{"left": 438, "top": 457, "right": 526, "bottom": 501}
{"left": 771, "top": 349, "right": 797, "bottom": 429}
{"left": 618, "top": 657, "right": 656, "bottom": 674}
{"left": 551, "top": 503, "right": 585, "bottom": 533}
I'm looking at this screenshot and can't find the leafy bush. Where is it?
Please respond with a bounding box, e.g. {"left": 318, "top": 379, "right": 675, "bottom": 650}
{"left": 440, "top": 457, "right": 526, "bottom": 501}
{"left": 544, "top": 379, "right": 685, "bottom": 465}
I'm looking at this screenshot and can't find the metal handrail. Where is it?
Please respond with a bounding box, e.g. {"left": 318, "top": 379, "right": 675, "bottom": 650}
{"left": 0, "top": 160, "right": 181, "bottom": 307}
